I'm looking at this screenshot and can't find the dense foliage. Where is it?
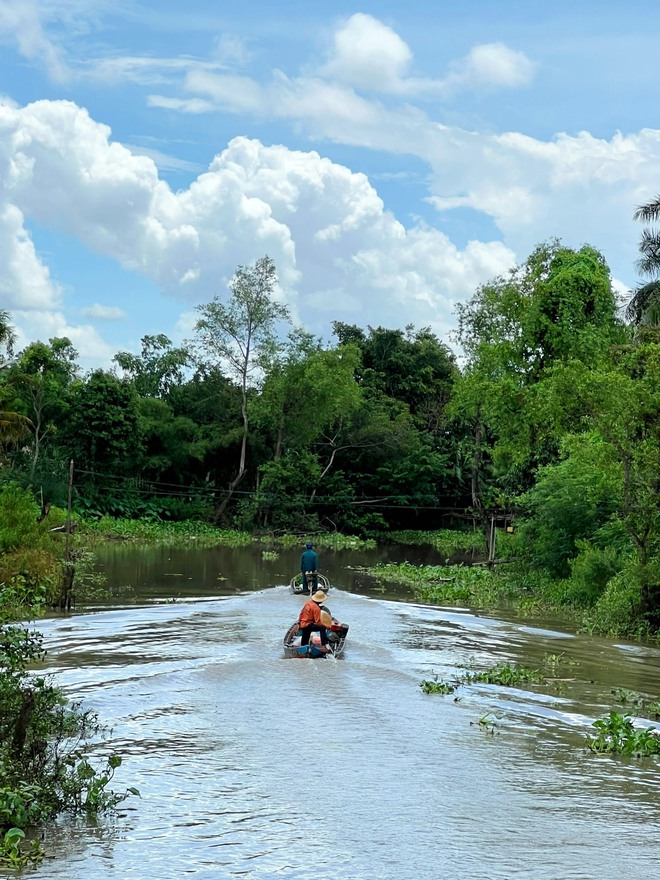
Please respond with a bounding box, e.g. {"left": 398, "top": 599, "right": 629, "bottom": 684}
{"left": 2, "top": 237, "right": 660, "bottom": 857}
{"left": 1, "top": 242, "right": 659, "bottom": 634}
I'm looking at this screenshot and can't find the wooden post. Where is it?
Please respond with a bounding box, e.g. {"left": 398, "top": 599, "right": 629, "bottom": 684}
{"left": 487, "top": 515, "right": 496, "bottom": 569}
{"left": 65, "top": 459, "right": 73, "bottom": 561}
{"left": 59, "top": 460, "right": 75, "bottom": 611}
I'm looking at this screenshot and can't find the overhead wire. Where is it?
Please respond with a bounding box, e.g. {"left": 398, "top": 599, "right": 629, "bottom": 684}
{"left": 0, "top": 462, "right": 473, "bottom": 513}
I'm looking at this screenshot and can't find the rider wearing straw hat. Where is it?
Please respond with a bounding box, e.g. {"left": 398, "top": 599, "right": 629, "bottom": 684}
{"left": 298, "top": 590, "right": 331, "bottom": 652}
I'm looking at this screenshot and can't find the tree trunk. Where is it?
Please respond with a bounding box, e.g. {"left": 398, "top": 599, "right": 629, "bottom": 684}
{"left": 274, "top": 412, "right": 285, "bottom": 461}
{"left": 214, "top": 398, "right": 249, "bottom": 523}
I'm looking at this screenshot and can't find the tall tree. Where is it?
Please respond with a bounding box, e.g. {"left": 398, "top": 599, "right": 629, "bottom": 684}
{"left": 256, "top": 333, "right": 361, "bottom": 460}
{"left": 334, "top": 323, "right": 457, "bottom": 434}
{"left": 9, "top": 338, "right": 79, "bottom": 479}
{"left": 539, "top": 344, "right": 660, "bottom": 622}
{"left": 452, "top": 240, "right": 624, "bottom": 528}
{"left": 63, "top": 370, "right": 144, "bottom": 478}
{"left": 193, "top": 256, "right": 291, "bottom": 521}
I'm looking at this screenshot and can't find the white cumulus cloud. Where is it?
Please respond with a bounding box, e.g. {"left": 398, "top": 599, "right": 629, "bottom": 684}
{"left": 0, "top": 98, "right": 517, "bottom": 352}
{"left": 320, "top": 13, "right": 412, "bottom": 93}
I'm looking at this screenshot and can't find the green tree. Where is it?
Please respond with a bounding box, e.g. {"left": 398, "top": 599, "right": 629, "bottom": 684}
{"left": 333, "top": 323, "right": 458, "bottom": 436}
{"left": 518, "top": 432, "right": 621, "bottom": 579}
{"left": 62, "top": 371, "right": 144, "bottom": 506}
{"left": 516, "top": 335, "right": 660, "bottom": 625}
{"left": 113, "top": 334, "right": 190, "bottom": 398}
{"left": 312, "top": 396, "right": 423, "bottom": 516}
{"left": 193, "top": 256, "right": 291, "bottom": 521}
{"left": 255, "top": 333, "right": 361, "bottom": 460}
{"left": 9, "top": 338, "right": 79, "bottom": 480}
{"left": 452, "top": 241, "right": 624, "bottom": 516}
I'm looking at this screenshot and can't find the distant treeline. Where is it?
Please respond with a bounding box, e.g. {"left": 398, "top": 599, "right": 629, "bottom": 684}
{"left": 1, "top": 239, "right": 660, "bottom": 630}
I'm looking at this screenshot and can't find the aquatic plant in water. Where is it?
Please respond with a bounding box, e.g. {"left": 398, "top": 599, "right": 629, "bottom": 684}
{"left": 472, "top": 712, "right": 502, "bottom": 735}
{"left": 646, "top": 700, "right": 660, "bottom": 720}
{"left": 586, "top": 711, "right": 660, "bottom": 757}
{"left": 266, "top": 533, "right": 376, "bottom": 551}
{"left": 80, "top": 517, "right": 253, "bottom": 547}
{"left": 461, "top": 662, "right": 545, "bottom": 687}
{"left": 419, "top": 678, "right": 457, "bottom": 695}
{"left": 611, "top": 687, "right": 645, "bottom": 709}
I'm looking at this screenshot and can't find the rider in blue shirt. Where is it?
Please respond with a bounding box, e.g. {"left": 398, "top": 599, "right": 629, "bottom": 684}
{"left": 300, "top": 542, "right": 319, "bottom": 594}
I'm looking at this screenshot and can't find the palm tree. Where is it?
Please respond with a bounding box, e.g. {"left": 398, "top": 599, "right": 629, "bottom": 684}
{"left": 628, "top": 197, "right": 660, "bottom": 325}
{"left": 0, "top": 309, "right": 15, "bottom": 356}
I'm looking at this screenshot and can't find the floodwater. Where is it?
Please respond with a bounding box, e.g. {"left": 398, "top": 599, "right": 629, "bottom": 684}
{"left": 28, "top": 543, "right": 660, "bottom": 880}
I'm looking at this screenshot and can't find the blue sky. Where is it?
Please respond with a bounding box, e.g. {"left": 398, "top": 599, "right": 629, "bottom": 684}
{"left": 1, "top": 0, "right": 659, "bottom": 369}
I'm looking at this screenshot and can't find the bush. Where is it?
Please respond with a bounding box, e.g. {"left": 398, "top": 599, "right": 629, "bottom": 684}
{"left": 581, "top": 568, "right": 646, "bottom": 637}
{"left": 0, "top": 486, "right": 42, "bottom": 554}
{"left": 561, "top": 541, "right": 625, "bottom": 608}
{"left": 0, "top": 550, "right": 60, "bottom": 613}
{"left": 517, "top": 433, "right": 620, "bottom": 578}
{"left": 0, "top": 626, "right": 138, "bottom": 866}
{"left": 157, "top": 495, "right": 214, "bottom": 522}
{"left": 0, "top": 485, "right": 63, "bottom": 614}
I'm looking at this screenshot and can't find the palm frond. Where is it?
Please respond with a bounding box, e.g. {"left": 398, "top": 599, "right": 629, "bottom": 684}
{"left": 0, "top": 411, "right": 31, "bottom": 443}
{"left": 625, "top": 280, "right": 660, "bottom": 325}
{"left": 635, "top": 229, "right": 660, "bottom": 278}
{"left": 633, "top": 196, "right": 660, "bottom": 223}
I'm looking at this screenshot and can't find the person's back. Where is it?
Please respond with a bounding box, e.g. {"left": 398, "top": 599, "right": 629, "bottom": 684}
{"left": 300, "top": 546, "right": 318, "bottom": 573}
{"left": 300, "top": 542, "right": 318, "bottom": 592}
{"left": 298, "top": 590, "right": 331, "bottom": 652}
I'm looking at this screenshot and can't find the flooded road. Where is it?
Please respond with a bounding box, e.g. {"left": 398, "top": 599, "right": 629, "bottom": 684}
{"left": 31, "top": 544, "right": 660, "bottom": 879}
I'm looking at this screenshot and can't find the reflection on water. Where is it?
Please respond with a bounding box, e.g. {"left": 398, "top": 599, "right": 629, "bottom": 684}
{"left": 31, "top": 544, "right": 660, "bottom": 879}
